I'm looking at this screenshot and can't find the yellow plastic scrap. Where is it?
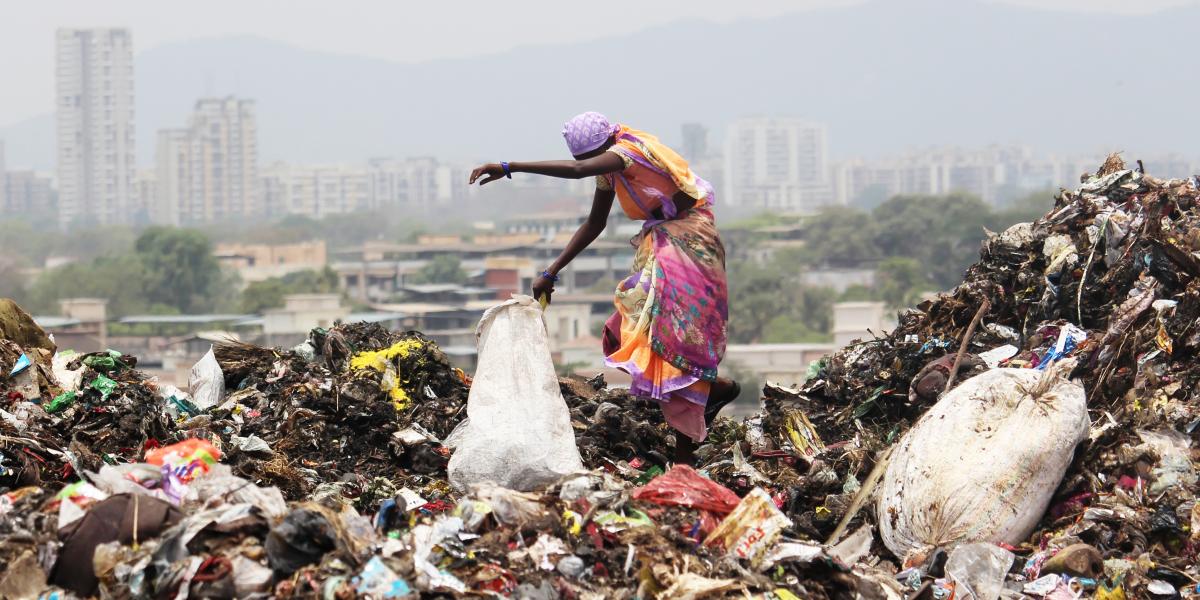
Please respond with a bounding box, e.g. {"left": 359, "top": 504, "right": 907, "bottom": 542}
{"left": 784, "top": 409, "right": 825, "bottom": 459}
{"left": 1096, "top": 584, "right": 1126, "bottom": 600}
{"left": 349, "top": 339, "right": 426, "bottom": 372}
{"left": 770, "top": 590, "right": 802, "bottom": 600}
{"left": 563, "top": 509, "right": 584, "bottom": 535}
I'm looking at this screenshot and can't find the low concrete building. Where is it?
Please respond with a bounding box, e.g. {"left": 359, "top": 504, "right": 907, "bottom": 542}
{"left": 261, "top": 294, "right": 349, "bottom": 346}
{"left": 724, "top": 343, "right": 836, "bottom": 387}
{"left": 832, "top": 301, "right": 895, "bottom": 347}
{"left": 215, "top": 241, "right": 327, "bottom": 283}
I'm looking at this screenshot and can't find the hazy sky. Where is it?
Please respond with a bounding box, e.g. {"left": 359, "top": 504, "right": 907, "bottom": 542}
{"left": 2, "top": 0, "right": 1196, "bottom": 126}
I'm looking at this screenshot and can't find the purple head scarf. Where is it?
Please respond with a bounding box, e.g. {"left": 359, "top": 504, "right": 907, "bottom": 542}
{"left": 562, "top": 112, "right": 619, "bottom": 156}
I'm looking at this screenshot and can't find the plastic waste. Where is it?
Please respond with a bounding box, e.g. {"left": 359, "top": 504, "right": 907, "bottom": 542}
{"left": 944, "top": 543, "right": 1015, "bottom": 600}
{"left": 632, "top": 464, "right": 741, "bottom": 514}
{"left": 446, "top": 295, "right": 583, "bottom": 491}
{"left": 266, "top": 507, "right": 339, "bottom": 576}
{"left": 144, "top": 438, "right": 222, "bottom": 483}
{"left": 82, "top": 350, "right": 124, "bottom": 372}
{"left": 45, "top": 390, "right": 77, "bottom": 413}
{"left": 8, "top": 352, "right": 30, "bottom": 376}
{"left": 556, "top": 555, "right": 586, "bottom": 578}
{"left": 353, "top": 556, "right": 412, "bottom": 598}
{"left": 593, "top": 509, "right": 655, "bottom": 532}
{"left": 466, "top": 482, "right": 549, "bottom": 525}
{"left": 230, "top": 555, "right": 273, "bottom": 597}
{"left": 409, "top": 516, "right": 467, "bottom": 592}
{"left": 877, "top": 364, "right": 1090, "bottom": 561}
{"left": 828, "top": 524, "right": 874, "bottom": 566}
{"left": 90, "top": 375, "right": 117, "bottom": 401}
{"left": 188, "top": 346, "right": 224, "bottom": 411}
{"left": 1136, "top": 429, "right": 1197, "bottom": 496}
{"left": 52, "top": 350, "right": 83, "bottom": 392}
{"left": 703, "top": 487, "right": 793, "bottom": 566}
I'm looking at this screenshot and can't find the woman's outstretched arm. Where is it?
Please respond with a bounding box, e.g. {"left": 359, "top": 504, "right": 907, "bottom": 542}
{"left": 469, "top": 152, "right": 624, "bottom": 185}
{"left": 531, "top": 188, "right": 615, "bottom": 302}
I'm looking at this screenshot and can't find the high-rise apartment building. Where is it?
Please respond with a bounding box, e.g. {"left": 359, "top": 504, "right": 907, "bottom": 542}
{"left": 56, "top": 28, "right": 136, "bottom": 229}
{"left": 153, "top": 97, "right": 259, "bottom": 225}
{"left": 725, "top": 117, "right": 832, "bottom": 212}
{"left": 185, "top": 97, "right": 258, "bottom": 222}
{"left": 681, "top": 123, "right": 709, "bottom": 160}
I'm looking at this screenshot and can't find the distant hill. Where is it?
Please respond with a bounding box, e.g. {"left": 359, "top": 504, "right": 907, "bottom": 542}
{"left": 3, "top": 0, "right": 1198, "bottom": 171}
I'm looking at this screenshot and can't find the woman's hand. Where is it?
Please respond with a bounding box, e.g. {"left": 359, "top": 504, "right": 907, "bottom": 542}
{"left": 469, "top": 163, "right": 507, "bottom": 185}
{"left": 532, "top": 274, "right": 556, "bottom": 304}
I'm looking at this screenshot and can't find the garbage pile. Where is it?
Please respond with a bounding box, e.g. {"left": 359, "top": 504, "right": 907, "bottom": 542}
{"left": 0, "top": 155, "right": 1198, "bottom": 599}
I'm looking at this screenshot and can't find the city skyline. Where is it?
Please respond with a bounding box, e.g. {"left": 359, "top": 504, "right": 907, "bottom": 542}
{"left": 3, "top": 1, "right": 1200, "bottom": 172}
{"left": 3, "top": 0, "right": 1195, "bottom": 126}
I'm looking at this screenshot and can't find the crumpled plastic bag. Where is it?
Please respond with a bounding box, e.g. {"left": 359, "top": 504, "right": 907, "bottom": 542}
{"left": 877, "top": 363, "right": 1090, "bottom": 561}
{"left": 945, "top": 543, "right": 1015, "bottom": 600}
{"left": 446, "top": 296, "right": 583, "bottom": 491}
{"left": 188, "top": 346, "right": 224, "bottom": 411}
{"left": 632, "top": 465, "right": 741, "bottom": 514}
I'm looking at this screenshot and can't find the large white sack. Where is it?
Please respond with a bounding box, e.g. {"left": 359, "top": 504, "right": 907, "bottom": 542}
{"left": 876, "top": 364, "right": 1090, "bottom": 561}
{"left": 447, "top": 295, "right": 584, "bottom": 491}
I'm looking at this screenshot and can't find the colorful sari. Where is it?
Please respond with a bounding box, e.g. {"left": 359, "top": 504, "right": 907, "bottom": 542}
{"left": 597, "top": 126, "right": 729, "bottom": 442}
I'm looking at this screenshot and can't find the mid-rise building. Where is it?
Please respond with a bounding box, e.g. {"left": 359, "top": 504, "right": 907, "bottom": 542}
{"left": 260, "top": 163, "right": 369, "bottom": 219}
{"left": 132, "top": 169, "right": 156, "bottom": 221}
{"left": 55, "top": 28, "right": 136, "bottom": 229}
{"left": 725, "top": 117, "right": 832, "bottom": 212}
{"left": 154, "top": 129, "right": 189, "bottom": 225}
{"left": 366, "top": 157, "right": 463, "bottom": 211}
{"left": 153, "top": 97, "right": 258, "bottom": 225}
{"left": 4, "top": 171, "right": 56, "bottom": 213}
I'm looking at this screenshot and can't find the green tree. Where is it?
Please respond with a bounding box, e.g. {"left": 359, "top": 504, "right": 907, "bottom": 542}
{"left": 799, "top": 207, "right": 880, "bottom": 267}
{"left": 0, "top": 260, "right": 29, "bottom": 305}
{"left": 871, "top": 193, "right": 993, "bottom": 289}
{"left": 135, "top": 227, "right": 229, "bottom": 313}
{"left": 240, "top": 267, "right": 341, "bottom": 313}
{"left": 993, "top": 188, "right": 1055, "bottom": 227}
{"left": 727, "top": 258, "right": 834, "bottom": 344}
{"left": 26, "top": 255, "right": 152, "bottom": 317}
{"left": 410, "top": 255, "right": 468, "bottom": 285}
{"left": 875, "top": 257, "right": 932, "bottom": 308}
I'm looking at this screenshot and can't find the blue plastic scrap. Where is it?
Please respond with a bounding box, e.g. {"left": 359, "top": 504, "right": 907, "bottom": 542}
{"left": 9, "top": 354, "right": 31, "bottom": 377}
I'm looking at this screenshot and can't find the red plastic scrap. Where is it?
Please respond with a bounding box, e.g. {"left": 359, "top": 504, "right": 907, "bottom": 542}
{"left": 593, "top": 561, "right": 610, "bottom": 579}
{"left": 418, "top": 500, "right": 453, "bottom": 514}
{"left": 631, "top": 465, "right": 741, "bottom": 515}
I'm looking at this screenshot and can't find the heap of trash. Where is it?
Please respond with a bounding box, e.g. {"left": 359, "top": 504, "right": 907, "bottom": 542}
{"left": 1, "top": 155, "right": 1198, "bottom": 599}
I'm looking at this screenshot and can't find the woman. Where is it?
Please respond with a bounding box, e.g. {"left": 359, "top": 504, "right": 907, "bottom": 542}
{"left": 469, "top": 111, "right": 739, "bottom": 464}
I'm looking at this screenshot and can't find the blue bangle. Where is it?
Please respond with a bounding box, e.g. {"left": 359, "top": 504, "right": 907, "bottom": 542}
{"left": 500, "top": 161, "right": 512, "bottom": 178}
{"left": 541, "top": 270, "right": 559, "bottom": 282}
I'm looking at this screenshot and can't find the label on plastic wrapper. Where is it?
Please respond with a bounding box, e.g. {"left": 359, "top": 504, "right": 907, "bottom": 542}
{"left": 703, "top": 488, "right": 793, "bottom": 566}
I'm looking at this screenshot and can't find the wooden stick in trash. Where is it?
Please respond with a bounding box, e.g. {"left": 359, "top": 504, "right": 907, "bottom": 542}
{"left": 826, "top": 445, "right": 893, "bottom": 546}
{"left": 944, "top": 298, "right": 990, "bottom": 392}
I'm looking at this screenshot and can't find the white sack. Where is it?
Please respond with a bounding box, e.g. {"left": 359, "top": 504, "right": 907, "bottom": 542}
{"left": 877, "top": 364, "right": 1090, "bottom": 561}
{"left": 188, "top": 346, "right": 224, "bottom": 411}
{"left": 447, "top": 295, "right": 583, "bottom": 491}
